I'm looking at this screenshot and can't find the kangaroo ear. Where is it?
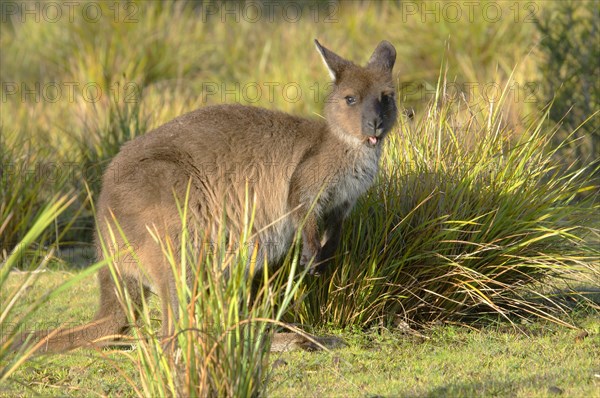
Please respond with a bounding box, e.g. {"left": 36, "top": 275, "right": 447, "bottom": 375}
{"left": 314, "top": 39, "right": 351, "bottom": 82}
{"left": 367, "top": 40, "right": 396, "bottom": 72}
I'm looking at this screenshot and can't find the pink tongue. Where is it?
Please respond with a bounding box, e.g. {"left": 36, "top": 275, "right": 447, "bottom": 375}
{"left": 369, "top": 136, "right": 377, "bottom": 145}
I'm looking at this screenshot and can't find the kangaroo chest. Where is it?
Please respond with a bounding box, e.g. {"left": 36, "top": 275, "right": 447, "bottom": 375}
{"left": 323, "top": 147, "right": 381, "bottom": 212}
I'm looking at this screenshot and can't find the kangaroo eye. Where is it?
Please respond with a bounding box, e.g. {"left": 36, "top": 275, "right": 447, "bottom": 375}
{"left": 345, "top": 96, "right": 357, "bottom": 105}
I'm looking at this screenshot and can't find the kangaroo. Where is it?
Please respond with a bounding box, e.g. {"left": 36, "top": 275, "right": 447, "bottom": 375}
{"left": 15, "top": 39, "right": 397, "bottom": 353}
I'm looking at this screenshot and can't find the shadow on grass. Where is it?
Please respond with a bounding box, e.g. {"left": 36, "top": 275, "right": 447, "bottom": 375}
{"left": 413, "top": 369, "right": 594, "bottom": 398}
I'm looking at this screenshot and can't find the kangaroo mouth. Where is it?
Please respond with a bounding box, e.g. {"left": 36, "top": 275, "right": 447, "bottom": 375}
{"left": 367, "top": 136, "right": 378, "bottom": 146}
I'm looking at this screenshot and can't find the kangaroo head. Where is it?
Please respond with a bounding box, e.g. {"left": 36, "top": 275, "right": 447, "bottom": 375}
{"left": 315, "top": 39, "right": 398, "bottom": 147}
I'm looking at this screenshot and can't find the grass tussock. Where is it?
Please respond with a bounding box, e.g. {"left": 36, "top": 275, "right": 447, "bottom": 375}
{"left": 0, "top": 135, "right": 92, "bottom": 264}
{"left": 290, "top": 77, "right": 599, "bottom": 329}
{"left": 0, "top": 195, "right": 102, "bottom": 381}
{"left": 99, "top": 191, "right": 306, "bottom": 397}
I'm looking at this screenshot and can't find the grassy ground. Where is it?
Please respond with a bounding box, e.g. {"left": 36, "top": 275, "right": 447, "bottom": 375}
{"left": 2, "top": 271, "right": 599, "bottom": 397}
{"left": 268, "top": 319, "right": 600, "bottom": 398}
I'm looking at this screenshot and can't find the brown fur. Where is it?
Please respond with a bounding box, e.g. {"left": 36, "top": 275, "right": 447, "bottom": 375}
{"left": 14, "top": 40, "right": 397, "bottom": 353}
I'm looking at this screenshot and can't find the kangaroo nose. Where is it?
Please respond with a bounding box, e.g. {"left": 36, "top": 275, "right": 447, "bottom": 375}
{"left": 367, "top": 119, "right": 383, "bottom": 134}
